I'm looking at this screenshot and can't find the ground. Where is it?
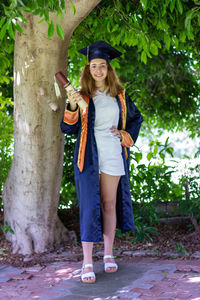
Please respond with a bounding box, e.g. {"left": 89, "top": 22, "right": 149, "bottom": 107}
{"left": 0, "top": 207, "right": 200, "bottom": 268}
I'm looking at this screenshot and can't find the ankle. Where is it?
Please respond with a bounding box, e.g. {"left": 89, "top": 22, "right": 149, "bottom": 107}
{"left": 104, "top": 251, "right": 113, "bottom": 256}
{"left": 82, "top": 264, "right": 93, "bottom": 272}
{"left": 83, "top": 260, "right": 93, "bottom": 266}
{"left": 104, "top": 253, "right": 114, "bottom": 257}
{"left": 104, "top": 255, "right": 114, "bottom": 261}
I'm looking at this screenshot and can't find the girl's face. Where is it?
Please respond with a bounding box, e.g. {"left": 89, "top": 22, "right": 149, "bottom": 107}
{"left": 89, "top": 58, "right": 108, "bottom": 84}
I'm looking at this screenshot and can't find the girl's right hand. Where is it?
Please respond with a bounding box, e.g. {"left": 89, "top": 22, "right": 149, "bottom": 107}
{"left": 67, "top": 90, "right": 80, "bottom": 111}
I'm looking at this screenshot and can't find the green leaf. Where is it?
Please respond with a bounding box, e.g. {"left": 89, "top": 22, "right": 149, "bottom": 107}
{"left": 185, "top": 10, "right": 194, "bottom": 33}
{"left": 32, "top": 8, "right": 42, "bottom": 15}
{"left": 48, "top": 21, "right": 54, "bottom": 38}
{"left": 126, "top": 2, "right": 130, "bottom": 13}
{"left": 146, "top": 50, "right": 152, "bottom": 58}
{"left": 115, "top": 32, "right": 121, "bottom": 45}
{"left": 164, "top": 137, "right": 169, "bottom": 146}
{"left": 141, "top": 35, "right": 148, "bottom": 52}
{"left": 141, "top": 51, "right": 147, "bottom": 64}
{"left": 157, "top": 19, "right": 162, "bottom": 30}
{"left": 57, "top": 7, "right": 63, "bottom": 21}
{"left": 187, "top": 30, "right": 194, "bottom": 40}
{"left": 140, "top": 0, "right": 147, "bottom": 11}
{"left": 166, "top": 147, "right": 174, "bottom": 156}
{"left": 17, "top": 0, "right": 25, "bottom": 7}
{"left": 56, "top": 24, "right": 64, "bottom": 40}
{"left": 44, "top": 10, "right": 49, "bottom": 22}
{"left": 0, "top": 17, "right": 6, "bottom": 28}
{"left": 21, "top": 7, "right": 32, "bottom": 12}
{"left": 164, "top": 33, "right": 171, "bottom": 50}
{"left": 134, "top": 152, "right": 143, "bottom": 163}
{"left": 38, "top": 18, "right": 45, "bottom": 24}
{"left": 180, "top": 31, "right": 186, "bottom": 42}
{"left": 176, "top": 0, "right": 183, "bottom": 14}
{"left": 70, "top": 0, "right": 76, "bottom": 15}
{"left": 61, "top": 0, "right": 66, "bottom": 10}
{"left": 112, "top": 24, "right": 119, "bottom": 32}
{"left": 149, "top": 140, "right": 154, "bottom": 147}
{"left": 0, "top": 22, "right": 8, "bottom": 40}
{"left": 14, "top": 22, "right": 24, "bottom": 34}
{"left": 172, "top": 36, "right": 179, "bottom": 48}
{"left": 153, "top": 145, "right": 158, "bottom": 155}
{"left": 130, "top": 37, "right": 138, "bottom": 47}
{"left": 142, "top": 19, "right": 148, "bottom": 31}
{"left": 107, "top": 21, "right": 111, "bottom": 33}
{"left": 147, "top": 151, "right": 153, "bottom": 161}
{"left": 8, "top": 22, "right": 15, "bottom": 40}
{"left": 155, "top": 40, "right": 161, "bottom": 48}
{"left": 161, "top": 3, "right": 167, "bottom": 16}
{"left": 144, "top": 233, "right": 153, "bottom": 243}
{"left": 150, "top": 41, "right": 158, "bottom": 55}
{"left": 159, "top": 153, "right": 165, "bottom": 160}
{"left": 170, "top": 0, "right": 175, "bottom": 12}
{"left": 198, "top": 15, "right": 200, "bottom": 26}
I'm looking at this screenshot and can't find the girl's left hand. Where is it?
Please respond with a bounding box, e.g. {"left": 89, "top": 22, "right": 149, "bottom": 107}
{"left": 110, "top": 126, "right": 121, "bottom": 140}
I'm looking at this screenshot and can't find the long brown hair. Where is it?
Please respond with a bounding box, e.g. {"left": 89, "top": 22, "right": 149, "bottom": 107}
{"left": 80, "top": 62, "right": 123, "bottom": 98}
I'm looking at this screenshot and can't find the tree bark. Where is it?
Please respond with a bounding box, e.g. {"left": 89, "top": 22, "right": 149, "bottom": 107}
{"left": 3, "top": 0, "right": 101, "bottom": 255}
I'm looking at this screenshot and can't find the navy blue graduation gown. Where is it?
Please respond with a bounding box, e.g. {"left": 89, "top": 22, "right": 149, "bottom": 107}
{"left": 60, "top": 92, "right": 143, "bottom": 242}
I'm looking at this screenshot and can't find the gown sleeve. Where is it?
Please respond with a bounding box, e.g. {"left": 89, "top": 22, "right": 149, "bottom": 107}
{"left": 120, "top": 92, "right": 143, "bottom": 147}
{"left": 60, "top": 103, "right": 80, "bottom": 135}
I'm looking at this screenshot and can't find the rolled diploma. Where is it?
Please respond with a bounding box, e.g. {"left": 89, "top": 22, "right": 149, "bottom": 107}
{"left": 55, "top": 72, "right": 88, "bottom": 110}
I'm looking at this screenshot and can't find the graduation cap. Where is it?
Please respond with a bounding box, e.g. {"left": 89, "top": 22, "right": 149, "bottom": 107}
{"left": 78, "top": 41, "right": 122, "bottom": 63}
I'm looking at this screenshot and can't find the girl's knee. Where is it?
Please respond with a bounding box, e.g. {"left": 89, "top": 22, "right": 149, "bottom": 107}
{"left": 101, "top": 200, "right": 115, "bottom": 214}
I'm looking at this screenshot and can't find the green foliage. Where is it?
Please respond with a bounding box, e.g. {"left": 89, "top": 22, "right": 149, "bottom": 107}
{"left": 133, "top": 218, "right": 159, "bottom": 243}
{"left": 0, "top": 220, "right": 14, "bottom": 234}
{"left": 130, "top": 139, "right": 184, "bottom": 204}
{"left": 147, "top": 137, "right": 174, "bottom": 162}
{"left": 121, "top": 49, "right": 200, "bottom": 134}
{"left": 133, "top": 202, "right": 160, "bottom": 226}
{"left": 116, "top": 188, "right": 160, "bottom": 243}
{"left": 115, "top": 223, "right": 158, "bottom": 244}
{"left": 175, "top": 243, "right": 188, "bottom": 256}
{"left": 0, "top": 94, "right": 14, "bottom": 206}
{"left": 131, "top": 204, "right": 159, "bottom": 243}
{"left": 68, "top": 0, "right": 200, "bottom": 65}
{"left": 130, "top": 163, "right": 181, "bottom": 203}
{"left": 0, "top": 0, "right": 74, "bottom": 59}
{"left": 59, "top": 134, "right": 77, "bottom": 207}
{"left": 115, "top": 229, "right": 130, "bottom": 238}
{"left": 129, "top": 139, "right": 200, "bottom": 242}
{"left": 179, "top": 165, "right": 200, "bottom": 222}
{"left": 67, "top": 0, "right": 200, "bottom": 135}
{"left": 70, "top": 0, "right": 76, "bottom": 15}
{"left": 56, "top": 23, "right": 64, "bottom": 40}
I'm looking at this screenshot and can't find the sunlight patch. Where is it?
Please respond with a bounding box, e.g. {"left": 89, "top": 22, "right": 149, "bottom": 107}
{"left": 188, "top": 276, "right": 200, "bottom": 283}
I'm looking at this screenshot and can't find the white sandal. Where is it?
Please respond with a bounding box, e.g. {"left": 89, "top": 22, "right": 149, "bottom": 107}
{"left": 81, "top": 264, "right": 96, "bottom": 283}
{"left": 103, "top": 255, "right": 118, "bottom": 273}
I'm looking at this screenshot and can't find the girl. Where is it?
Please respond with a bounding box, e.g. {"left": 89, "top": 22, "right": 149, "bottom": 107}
{"left": 60, "top": 41, "right": 143, "bottom": 283}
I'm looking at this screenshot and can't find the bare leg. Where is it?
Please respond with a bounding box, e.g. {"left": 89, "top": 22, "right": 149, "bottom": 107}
{"left": 81, "top": 241, "right": 94, "bottom": 282}
{"left": 100, "top": 173, "right": 120, "bottom": 271}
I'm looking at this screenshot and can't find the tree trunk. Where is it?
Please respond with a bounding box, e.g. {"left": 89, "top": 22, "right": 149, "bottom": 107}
{"left": 3, "top": 0, "right": 101, "bottom": 255}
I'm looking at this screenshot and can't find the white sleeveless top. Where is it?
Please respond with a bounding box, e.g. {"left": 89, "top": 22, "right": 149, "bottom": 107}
{"left": 93, "top": 89, "right": 125, "bottom": 176}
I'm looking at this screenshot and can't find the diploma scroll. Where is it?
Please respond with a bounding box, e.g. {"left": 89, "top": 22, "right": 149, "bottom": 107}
{"left": 55, "top": 72, "right": 88, "bottom": 110}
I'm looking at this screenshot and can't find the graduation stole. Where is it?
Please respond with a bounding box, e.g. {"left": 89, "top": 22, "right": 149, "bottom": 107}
{"left": 77, "top": 90, "right": 127, "bottom": 172}
{"left": 77, "top": 94, "right": 90, "bottom": 172}
{"left": 118, "top": 89, "right": 128, "bottom": 159}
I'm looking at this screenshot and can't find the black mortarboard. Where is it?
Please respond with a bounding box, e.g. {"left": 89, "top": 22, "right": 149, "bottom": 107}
{"left": 78, "top": 41, "right": 122, "bottom": 63}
